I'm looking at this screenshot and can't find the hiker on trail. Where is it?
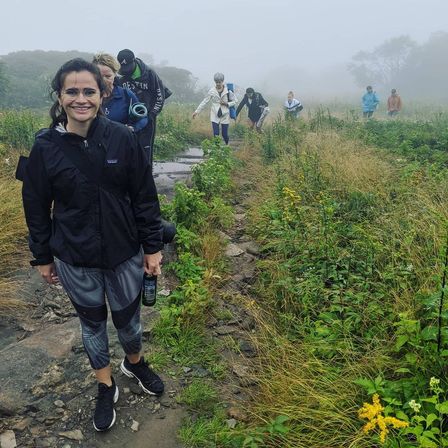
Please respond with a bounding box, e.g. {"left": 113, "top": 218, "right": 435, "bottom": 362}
{"left": 387, "top": 88, "right": 402, "bottom": 117}
{"left": 96, "top": 52, "right": 175, "bottom": 245}
{"left": 362, "top": 85, "right": 379, "bottom": 118}
{"left": 284, "top": 91, "right": 303, "bottom": 119}
{"left": 21, "top": 58, "right": 164, "bottom": 433}
{"left": 235, "top": 87, "right": 269, "bottom": 132}
{"left": 92, "top": 52, "right": 147, "bottom": 132}
{"left": 116, "top": 49, "right": 170, "bottom": 166}
{"left": 192, "top": 72, "right": 237, "bottom": 145}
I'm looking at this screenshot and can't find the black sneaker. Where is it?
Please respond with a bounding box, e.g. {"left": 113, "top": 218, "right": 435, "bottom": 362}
{"left": 93, "top": 377, "right": 119, "bottom": 432}
{"left": 120, "top": 357, "right": 164, "bottom": 396}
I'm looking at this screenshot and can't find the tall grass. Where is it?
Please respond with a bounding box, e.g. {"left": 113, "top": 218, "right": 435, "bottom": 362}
{"left": 0, "top": 110, "right": 47, "bottom": 152}
{"left": 0, "top": 156, "right": 27, "bottom": 313}
{"left": 231, "top": 119, "right": 448, "bottom": 446}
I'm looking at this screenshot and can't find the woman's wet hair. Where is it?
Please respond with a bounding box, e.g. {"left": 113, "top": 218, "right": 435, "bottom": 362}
{"left": 288, "top": 90, "right": 294, "bottom": 96}
{"left": 92, "top": 53, "right": 121, "bottom": 73}
{"left": 246, "top": 87, "right": 255, "bottom": 94}
{"left": 49, "top": 58, "right": 106, "bottom": 128}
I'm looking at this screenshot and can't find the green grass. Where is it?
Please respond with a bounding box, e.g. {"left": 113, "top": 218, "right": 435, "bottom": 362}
{"left": 178, "top": 379, "right": 220, "bottom": 413}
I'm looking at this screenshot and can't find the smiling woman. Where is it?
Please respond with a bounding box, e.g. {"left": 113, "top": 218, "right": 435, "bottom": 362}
{"left": 21, "top": 58, "right": 165, "bottom": 433}
{"left": 58, "top": 71, "right": 102, "bottom": 135}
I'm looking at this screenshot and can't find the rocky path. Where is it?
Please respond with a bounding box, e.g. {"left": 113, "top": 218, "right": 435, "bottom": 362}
{"left": 0, "top": 140, "right": 260, "bottom": 448}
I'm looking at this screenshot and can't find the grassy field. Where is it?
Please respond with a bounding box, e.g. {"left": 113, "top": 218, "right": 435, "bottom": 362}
{"left": 2, "top": 103, "right": 448, "bottom": 446}
{"left": 182, "top": 110, "right": 448, "bottom": 447}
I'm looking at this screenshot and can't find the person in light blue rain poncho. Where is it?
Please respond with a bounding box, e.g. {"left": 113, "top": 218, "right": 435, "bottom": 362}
{"left": 362, "top": 86, "right": 379, "bottom": 118}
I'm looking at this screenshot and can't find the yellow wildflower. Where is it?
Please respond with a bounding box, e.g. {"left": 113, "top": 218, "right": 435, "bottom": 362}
{"left": 281, "top": 186, "right": 302, "bottom": 222}
{"left": 358, "top": 394, "right": 408, "bottom": 444}
{"left": 358, "top": 393, "right": 383, "bottom": 421}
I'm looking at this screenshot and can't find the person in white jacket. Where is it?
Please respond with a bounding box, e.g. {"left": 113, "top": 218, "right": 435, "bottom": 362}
{"left": 284, "top": 91, "right": 303, "bottom": 119}
{"left": 192, "top": 72, "right": 237, "bottom": 144}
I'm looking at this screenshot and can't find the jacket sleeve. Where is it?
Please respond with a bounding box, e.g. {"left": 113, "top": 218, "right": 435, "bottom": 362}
{"left": 22, "top": 141, "right": 54, "bottom": 266}
{"left": 127, "top": 133, "right": 163, "bottom": 254}
{"left": 149, "top": 72, "right": 165, "bottom": 118}
{"left": 195, "top": 91, "right": 212, "bottom": 114}
{"left": 128, "top": 89, "right": 148, "bottom": 132}
{"left": 236, "top": 95, "right": 247, "bottom": 117}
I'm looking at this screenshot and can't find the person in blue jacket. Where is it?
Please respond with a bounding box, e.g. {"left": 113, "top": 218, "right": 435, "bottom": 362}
{"left": 362, "top": 85, "right": 380, "bottom": 118}
{"left": 93, "top": 53, "right": 147, "bottom": 132}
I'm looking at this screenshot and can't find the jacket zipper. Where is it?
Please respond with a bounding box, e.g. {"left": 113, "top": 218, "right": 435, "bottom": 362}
{"left": 83, "top": 138, "right": 103, "bottom": 267}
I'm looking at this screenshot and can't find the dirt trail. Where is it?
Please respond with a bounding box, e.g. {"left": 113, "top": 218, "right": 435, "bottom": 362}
{"left": 0, "top": 140, "right": 259, "bottom": 448}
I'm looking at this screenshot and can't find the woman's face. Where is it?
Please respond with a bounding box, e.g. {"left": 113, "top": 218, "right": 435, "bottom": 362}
{"left": 215, "top": 80, "right": 224, "bottom": 90}
{"left": 288, "top": 93, "right": 293, "bottom": 101}
{"left": 59, "top": 70, "right": 101, "bottom": 127}
{"left": 97, "top": 64, "right": 115, "bottom": 95}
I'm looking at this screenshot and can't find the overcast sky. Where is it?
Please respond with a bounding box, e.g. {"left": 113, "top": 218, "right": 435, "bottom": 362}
{"left": 1, "top": 0, "right": 447, "bottom": 95}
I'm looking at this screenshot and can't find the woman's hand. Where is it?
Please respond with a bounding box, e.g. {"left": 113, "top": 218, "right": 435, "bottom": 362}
{"left": 144, "top": 252, "right": 162, "bottom": 276}
{"left": 220, "top": 100, "right": 228, "bottom": 106}
{"left": 37, "top": 263, "right": 59, "bottom": 285}
{"left": 192, "top": 112, "right": 198, "bottom": 119}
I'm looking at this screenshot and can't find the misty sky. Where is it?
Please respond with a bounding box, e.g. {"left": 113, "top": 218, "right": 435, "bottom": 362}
{"left": 1, "top": 0, "right": 448, "bottom": 96}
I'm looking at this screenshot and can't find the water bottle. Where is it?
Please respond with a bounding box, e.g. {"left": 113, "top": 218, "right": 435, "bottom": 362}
{"left": 141, "top": 274, "right": 157, "bottom": 306}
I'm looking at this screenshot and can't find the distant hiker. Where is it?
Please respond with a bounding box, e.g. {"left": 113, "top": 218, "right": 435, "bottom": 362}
{"left": 21, "top": 58, "right": 164, "bottom": 433}
{"left": 362, "top": 85, "right": 379, "bottom": 118}
{"left": 92, "top": 53, "right": 147, "bottom": 132}
{"left": 192, "top": 72, "right": 237, "bottom": 145}
{"left": 116, "top": 49, "right": 169, "bottom": 166}
{"left": 387, "top": 88, "right": 402, "bottom": 117}
{"left": 236, "top": 87, "right": 269, "bottom": 132}
{"left": 284, "top": 91, "right": 303, "bottom": 119}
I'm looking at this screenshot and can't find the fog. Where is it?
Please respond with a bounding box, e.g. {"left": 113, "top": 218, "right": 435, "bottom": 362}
{"left": 1, "top": 0, "right": 448, "bottom": 102}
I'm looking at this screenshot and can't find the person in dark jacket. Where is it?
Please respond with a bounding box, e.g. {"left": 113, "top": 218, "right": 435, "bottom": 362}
{"left": 116, "top": 49, "right": 167, "bottom": 166}
{"left": 92, "top": 52, "right": 147, "bottom": 132}
{"left": 236, "top": 87, "right": 269, "bottom": 132}
{"left": 22, "top": 58, "right": 164, "bottom": 433}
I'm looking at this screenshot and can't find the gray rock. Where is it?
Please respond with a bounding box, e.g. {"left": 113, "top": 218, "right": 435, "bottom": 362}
{"left": 182, "top": 367, "right": 192, "bottom": 374}
{"left": 239, "top": 340, "right": 257, "bottom": 357}
{"left": 54, "top": 399, "right": 65, "bottom": 408}
{"left": 0, "top": 393, "right": 22, "bottom": 416}
{"left": 215, "top": 325, "right": 237, "bottom": 335}
{"left": 131, "top": 420, "right": 139, "bottom": 432}
{"left": 240, "top": 316, "right": 256, "bottom": 331}
{"left": 36, "top": 437, "right": 58, "bottom": 447}
{"left": 0, "top": 430, "right": 17, "bottom": 448}
{"left": 58, "top": 429, "right": 84, "bottom": 441}
{"left": 160, "top": 399, "right": 171, "bottom": 408}
{"left": 226, "top": 418, "right": 238, "bottom": 429}
{"left": 129, "top": 383, "right": 143, "bottom": 395}
{"left": 12, "top": 418, "right": 31, "bottom": 431}
{"left": 240, "top": 241, "right": 261, "bottom": 256}
{"left": 123, "top": 387, "right": 131, "bottom": 394}
{"left": 225, "top": 243, "right": 244, "bottom": 257}
{"left": 190, "top": 365, "right": 210, "bottom": 378}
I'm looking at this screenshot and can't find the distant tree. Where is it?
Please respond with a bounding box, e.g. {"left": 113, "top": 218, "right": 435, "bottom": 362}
{"left": 398, "top": 32, "right": 448, "bottom": 100}
{"left": 0, "top": 61, "right": 9, "bottom": 102}
{"left": 0, "top": 50, "right": 93, "bottom": 109}
{"left": 154, "top": 65, "right": 206, "bottom": 103}
{"left": 348, "top": 35, "right": 416, "bottom": 89}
